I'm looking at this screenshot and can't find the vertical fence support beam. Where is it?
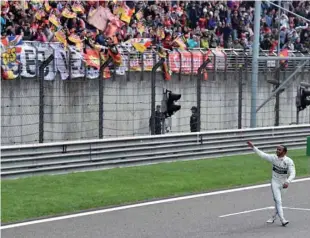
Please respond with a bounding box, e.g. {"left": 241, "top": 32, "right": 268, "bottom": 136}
{"left": 190, "top": 51, "right": 194, "bottom": 81}
{"left": 275, "top": 68, "right": 281, "bottom": 126}
{"left": 151, "top": 57, "right": 165, "bottom": 135}
{"left": 99, "top": 57, "right": 113, "bottom": 139}
{"left": 197, "top": 67, "right": 202, "bottom": 132}
{"left": 161, "top": 89, "right": 167, "bottom": 135}
{"left": 140, "top": 53, "right": 144, "bottom": 81}
{"left": 245, "top": 54, "right": 248, "bottom": 82}
{"left": 250, "top": 0, "right": 261, "bottom": 128}
{"left": 238, "top": 66, "right": 243, "bottom": 129}
{"left": 177, "top": 49, "right": 182, "bottom": 81}
{"left": 296, "top": 110, "right": 300, "bottom": 125}
{"left": 213, "top": 54, "right": 217, "bottom": 81}
{"left": 39, "top": 55, "right": 54, "bottom": 143}
{"left": 68, "top": 47, "right": 72, "bottom": 80}
{"left": 39, "top": 66, "right": 44, "bottom": 143}
{"left": 127, "top": 51, "right": 131, "bottom": 81}
{"left": 197, "top": 59, "right": 211, "bottom": 132}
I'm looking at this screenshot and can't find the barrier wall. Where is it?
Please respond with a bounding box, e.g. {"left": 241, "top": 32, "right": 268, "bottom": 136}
{"left": 2, "top": 71, "right": 310, "bottom": 145}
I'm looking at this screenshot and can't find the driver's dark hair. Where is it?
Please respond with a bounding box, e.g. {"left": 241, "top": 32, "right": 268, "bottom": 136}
{"left": 280, "top": 145, "right": 287, "bottom": 153}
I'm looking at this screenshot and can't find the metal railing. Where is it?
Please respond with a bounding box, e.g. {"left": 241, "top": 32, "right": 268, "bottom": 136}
{"left": 2, "top": 41, "right": 310, "bottom": 81}
{"left": 1, "top": 125, "right": 309, "bottom": 179}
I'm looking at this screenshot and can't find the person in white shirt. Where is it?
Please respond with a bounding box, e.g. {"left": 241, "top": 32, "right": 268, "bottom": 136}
{"left": 247, "top": 141, "right": 296, "bottom": 226}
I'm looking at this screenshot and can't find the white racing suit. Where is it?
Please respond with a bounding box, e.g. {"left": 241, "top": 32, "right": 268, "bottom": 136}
{"left": 252, "top": 146, "right": 296, "bottom": 221}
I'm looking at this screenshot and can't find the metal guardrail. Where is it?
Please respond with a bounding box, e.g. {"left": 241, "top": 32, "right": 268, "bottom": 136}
{"left": 1, "top": 125, "right": 309, "bottom": 179}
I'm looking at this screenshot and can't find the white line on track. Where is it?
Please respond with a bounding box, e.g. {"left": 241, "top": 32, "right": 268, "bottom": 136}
{"left": 219, "top": 207, "right": 274, "bottom": 218}
{"left": 219, "top": 206, "right": 310, "bottom": 218}
{"left": 1, "top": 177, "right": 309, "bottom": 230}
{"left": 283, "top": 207, "right": 310, "bottom": 211}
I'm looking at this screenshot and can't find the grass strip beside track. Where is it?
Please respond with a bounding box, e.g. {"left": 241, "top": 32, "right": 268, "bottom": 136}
{"left": 1, "top": 149, "right": 309, "bottom": 224}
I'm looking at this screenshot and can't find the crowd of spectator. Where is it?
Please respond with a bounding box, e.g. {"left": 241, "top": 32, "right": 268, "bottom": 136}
{"left": 1, "top": 0, "right": 310, "bottom": 53}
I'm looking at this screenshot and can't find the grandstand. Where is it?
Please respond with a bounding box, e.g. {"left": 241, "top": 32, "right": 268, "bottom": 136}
{"left": 1, "top": 1, "right": 309, "bottom": 51}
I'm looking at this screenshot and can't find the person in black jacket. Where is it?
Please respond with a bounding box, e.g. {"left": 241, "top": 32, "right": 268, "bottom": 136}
{"left": 190, "top": 106, "right": 198, "bottom": 132}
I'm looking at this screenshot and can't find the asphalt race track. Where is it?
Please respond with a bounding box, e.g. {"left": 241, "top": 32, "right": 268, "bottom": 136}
{"left": 2, "top": 178, "right": 310, "bottom": 238}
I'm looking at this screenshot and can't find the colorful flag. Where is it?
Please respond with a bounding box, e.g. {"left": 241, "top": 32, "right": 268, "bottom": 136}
{"left": 68, "top": 34, "right": 82, "bottom": 44}
{"left": 83, "top": 49, "right": 100, "bottom": 69}
{"left": 120, "top": 4, "right": 135, "bottom": 23}
{"left": 23, "top": 0, "right": 29, "bottom": 9}
{"left": 87, "top": 6, "right": 113, "bottom": 31}
{"left": 137, "top": 21, "right": 145, "bottom": 34}
{"left": 35, "top": 9, "right": 45, "bottom": 20}
{"left": 72, "top": 3, "right": 85, "bottom": 14}
{"left": 108, "top": 48, "right": 122, "bottom": 66}
{"left": 130, "top": 38, "right": 152, "bottom": 53}
{"left": 156, "top": 48, "right": 171, "bottom": 80}
{"left": 49, "top": 14, "right": 61, "bottom": 27}
{"left": 1, "top": 35, "right": 23, "bottom": 80}
{"left": 62, "top": 8, "right": 77, "bottom": 18}
{"left": 132, "top": 42, "right": 147, "bottom": 53}
{"left": 279, "top": 48, "right": 289, "bottom": 67}
{"left": 44, "top": 1, "right": 51, "bottom": 12}
{"left": 135, "top": 10, "right": 143, "bottom": 20}
{"left": 54, "top": 30, "right": 67, "bottom": 47}
{"left": 68, "top": 34, "right": 83, "bottom": 51}
{"left": 156, "top": 28, "right": 165, "bottom": 39}
{"left": 174, "top": 37, "right": 187, "bottom": 50}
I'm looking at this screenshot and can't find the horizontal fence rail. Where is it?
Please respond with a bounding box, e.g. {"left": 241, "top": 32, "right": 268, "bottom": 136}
{"left": 2, "top": 40, "right": 310, "bottom": 82}
{"left": 1, "top": 125, "right": 309, "bottom": 179}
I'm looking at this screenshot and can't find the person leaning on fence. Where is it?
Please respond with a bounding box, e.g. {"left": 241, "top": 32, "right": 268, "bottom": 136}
{"left": 190, "top": 106, "right": 198, "bottom": 132}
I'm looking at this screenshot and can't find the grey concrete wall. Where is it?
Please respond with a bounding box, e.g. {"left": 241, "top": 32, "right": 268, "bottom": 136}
{"left": 1, "top": 70, "right": 309, "bottom": 145}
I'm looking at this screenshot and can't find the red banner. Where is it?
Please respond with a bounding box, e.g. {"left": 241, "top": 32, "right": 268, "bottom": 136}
{"left": 168, "top": 50, "right": 218, "bottom": 74}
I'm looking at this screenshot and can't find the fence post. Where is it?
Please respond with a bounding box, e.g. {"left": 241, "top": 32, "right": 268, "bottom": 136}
{"left": 190, "top": 50, "right": 194, "bottom": 81}
{"left": 274, "top": 67, "right": 281, "bottom": 126}
{"left": 238, "top": 66, "right": 243, "bottom": 129}
{"left": 68, "top": 47, "right": 72, "bottom": 80}
{"left": 197, "top": 58, "right": 211, "bottom": 132}
{"left": 296, "top": 110, "right": 300, "bottom": 124}
{"left": 39, "top": 55, "right": 54, "bottom": 143}
{"left": 127, "top": 50, "right": 131, "bottom": 81}
{"left": 176, "top": 49, "right": 182, "bottom": 81}
{"left": 151, "top": 57, "right": 165, "bottom": 135}
{"left": 140, "top": 52, "right": 144, "bottom": 81}
{"left": 99, "top": 57, "right": 113, "bottom": 139}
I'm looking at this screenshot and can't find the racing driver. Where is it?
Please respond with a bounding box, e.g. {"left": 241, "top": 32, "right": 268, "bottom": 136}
{"left": 247, "top": 141, "right": 296, "bottom": 226}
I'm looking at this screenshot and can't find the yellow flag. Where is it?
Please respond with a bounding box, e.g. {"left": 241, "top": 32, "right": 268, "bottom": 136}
{"left": 62, "top": 8, "right": 77, "bottom": 18}
{"left": 132, "top": 42, "right": 146, "bottom": 53}
{"left": 55, "top": 30, "right": 67, "bottom": 47}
